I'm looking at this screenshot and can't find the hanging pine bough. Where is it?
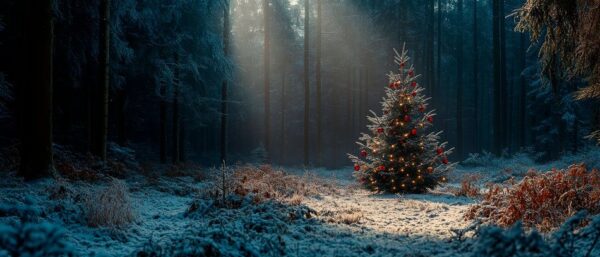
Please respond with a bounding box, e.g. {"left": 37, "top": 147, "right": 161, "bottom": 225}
{"left": 514, "top": 0, "right": 600, "bottom": 145}
{"left": 348, "top": 45, "right": 454, "bottom": 193}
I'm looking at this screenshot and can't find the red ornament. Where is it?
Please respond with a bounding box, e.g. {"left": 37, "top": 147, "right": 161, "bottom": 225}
{"left": 436, "top": 148, "right": 444, "bottom": 155}
{"left": 411, "top": 81, "right": 417, "bottom": 87}
{"left": 442, "top": 157, "right": 449, "bottom": 164}
{"left": 400, "top": 62, "right": 405, "bottom": 68}
{"left": 377, "top": 165, "right": 386, "bottom": 171}
{"left": 354, "top": 164, "right": 361, "bottom": 171}
{"left": 404, "top": 115, "right": 411, "bottom": 122}
{"left": 389, "top": 82, "right": 395, "bottom": 89}
{"left": 411, "top": 128, "right": 417, "bottom": 136}
{"left": 360, "top": 150, "right": 368, "bottom": 157}
{"left": 377, "top": 128, "right": 384, "bottom": 133}
{"left": 411, "top": 91, "right": 417, "bottom": 97}
{"left": 418, "top": 105, "right": 425, "bottom": 112}
{"left": 408, "top": 70, "right": 414, "bottom": 77}
{"left": 427, "top": 116, "right": 434, "bottom": 123}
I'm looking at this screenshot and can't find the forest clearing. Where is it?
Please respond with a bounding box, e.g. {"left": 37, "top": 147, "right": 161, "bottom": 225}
{"left": 1, "top": 0, "right": 599, "bottom": 256}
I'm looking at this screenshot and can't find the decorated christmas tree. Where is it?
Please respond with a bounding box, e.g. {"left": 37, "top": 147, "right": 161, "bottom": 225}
{"left": 349, "top": 46, "right": 454, "bottom": 193}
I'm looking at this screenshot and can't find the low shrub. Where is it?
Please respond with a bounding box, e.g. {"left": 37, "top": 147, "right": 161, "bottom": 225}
{"left": 0, "top": 221, "right": 74, "bottom": 257}
{"left": 83, "top": 178, "right": 135, "bottom": 228}
{"left": 466, "top": 164, "right": 600, "bottom": 231}
{"left": 54, "top": 144, "right": 139, "bottom": 181}
{"left": 201, "top": 164, "right": 336, "bottom": 208}
{"left": 452, "top": 174, "right": 481, "bottom": 197}
{"left": 470, "top": 212, "right": 600, "bottom": 257}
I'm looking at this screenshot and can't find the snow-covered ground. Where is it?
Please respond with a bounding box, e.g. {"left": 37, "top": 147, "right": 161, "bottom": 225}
{"left": 1, "top": 148, "right": 600, "bottom": 256}
{"left": 0, "top": 169, "right": 475, "bottom": 256}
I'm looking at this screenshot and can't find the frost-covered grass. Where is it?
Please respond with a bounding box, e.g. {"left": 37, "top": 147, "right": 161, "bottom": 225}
{"left": 1, "top": 148, "right": 600, "bottom": 256}
{"left": 83, "top": 178, "right": 136, "bottom": 228}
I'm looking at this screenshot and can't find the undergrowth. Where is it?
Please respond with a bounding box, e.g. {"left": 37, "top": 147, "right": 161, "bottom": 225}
{"left": 190, "top": 164, "right": 337, "bottom": 212}
{"left": 466, "top": 164, "right": 600, "bottom": 231}
{"left": 0, "top": 222, "right": 74, "bottom": 257}
{"left": 451, "top": 174, "right": 481, "bottom": 197}
{"left": 469, "top": 212, "right": 600, "bottom": 257}
{"left": 83, "top": 178, "right": 136, "bottom": 228}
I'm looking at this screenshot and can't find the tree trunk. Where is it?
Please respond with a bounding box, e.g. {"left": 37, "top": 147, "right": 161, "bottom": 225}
{"left": 86, "top": 62, "right": 94, "bottom": 153}
{"left": 280, "top": 70, "right": 286, "bottom": 164}
{"left": 472, "top": 0, "right": 479, "bottom": 152}
{"left": 17, "top": 0, "right": 54, "bottom": 179}
{"left": 92, "top": 0, "right": 110, "bottom": 161}
{"left": 172, "top": 55, "right": 180, "bottom": 165}
{"left": 316, "top": 0, "right": 322, "bottom": 166}
{"left": 116, "top": 88, "right": 126, "bottom": 145}
{"left": 179, "top": 118, "right": 185, "bottom": 163}
{"left": 493, "top": 0, "right": 506, "bottom": 155}
{"left": 500, "top": 0, "right": 507, "bottom": 153}
{"left": 427, "top": 0, "right": 435, "bottom": 94}
{"left": 332, "top": 81, "right": 339, "bottom": 167}
{"left": 220, "top": 1, "right": 230, "bottom": 162}
{"left": 303, "top": 0, "right": 310, "bottom": 166}
{"left": 263, "top": 0, "right": 271, "bottom": 162}
{"left": 159, "top": 82, "right": 167, "bottom": 164}
{"left": 437, "top": 0, "right": 443, "bottom": 101}
{"left": 456, "top": 0, "right": 464, "bottom": 160}
{"left": 518, "top": 32, "right": 526, "bottom": 148}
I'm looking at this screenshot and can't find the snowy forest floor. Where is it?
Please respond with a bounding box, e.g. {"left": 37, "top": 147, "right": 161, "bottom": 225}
{"left": 1, "top": 147, "right": 600, "bottom": 256}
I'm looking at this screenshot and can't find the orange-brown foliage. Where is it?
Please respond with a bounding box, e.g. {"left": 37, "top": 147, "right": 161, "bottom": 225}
{"left": 453, "top": 174, "right": 481, "bottom": 197}
{"left": 56, "top": 162, "right": 100, "bottom": 182}
{"left": 466, "top": 164, "right": 600, "bottom": 232}
{"left": 204, "top": 165, "right": 338, "bottom": 207}
{"left": 231, "top": 165, "right": 336, "bottom": 203}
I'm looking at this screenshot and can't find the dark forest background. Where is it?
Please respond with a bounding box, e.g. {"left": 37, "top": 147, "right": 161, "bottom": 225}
{"left": 0, "top": 0, "right": 596, "bottom": 178}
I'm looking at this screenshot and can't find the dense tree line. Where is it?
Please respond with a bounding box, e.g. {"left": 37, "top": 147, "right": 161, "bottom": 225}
{"left": 0, "top": 0, "right": 595, "bottom": 179}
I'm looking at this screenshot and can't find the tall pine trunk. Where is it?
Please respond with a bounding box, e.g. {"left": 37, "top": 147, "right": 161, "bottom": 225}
{"left": 427, "top": 0, "right": 435, "bottom": 94}
{"left": 437, "top": 0, "right": 443, "bottom": 102}
{"left": 493, "top": 0, "right": 506, "bottom": 155}
{"left": 263, "top": 0, "right": 271, "bottom": 162}
{"left": 280, "top": 70, "right": 286, "bottom": 164}
{"left": 220, "top": 1, "right": 230, "bottom": 162}
{"left": 159, "top": 81, "right": 167, "bottom": 163}
{"left": 179, "top": 119, "right": 185, "bottom": 162}
{"left": 500, "top": 0, "right": 507, "bottom": 153}
{"left": 91, "top": 0, "right": 110, "bottom": 161}
{"left": 472, "top": 0, "right": 479, "bottom": 152}
{"left": 303, "top": 0, "right": 310, "bottom": 166}
{"left": 316, "top": 0, "right": 322, "bottom": 166}
{"left": 518, "top": 32, "right": 526, "bottom": 148}
{"left": 17, "top": 0, "right": 54, "bottom": 179}
{"left": 456, "top": 0, "right": 464, "bottom": 160}
{"left": 116, "top": 88, "right": 126, "bottom": 145}
{"left": 172, "top": 55, "right": 180, "bottom": 165}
